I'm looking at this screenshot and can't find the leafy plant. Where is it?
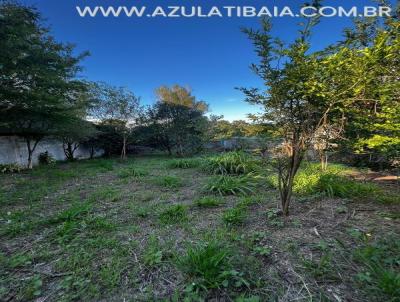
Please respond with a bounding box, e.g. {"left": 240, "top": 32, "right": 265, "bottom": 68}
{"left": 204, "top": 174, "right": 257, "bottom": 196}
{"left": 143, "top": 235, "right": 163, "bottom": 267}
{"left": 195, "top": 196, "right": 223, "bottom": 208}
{"left": 203, "top": 151, "right": 257, "bottom": 175}
{"left": 159, "top": 204, "right": 188, "bottom": 224}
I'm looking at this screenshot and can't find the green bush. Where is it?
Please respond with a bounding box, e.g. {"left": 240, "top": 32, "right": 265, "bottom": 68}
{"left": 0, "top": 163, "right": 23, "bottom": 173}
{"left": 178, "top": 241, "right": 248, "bottom": 292}
{"left": 203, "top": 151, "right": 257, "bottom": 175}
{"left": 167, "top": 158, "right": 201, "bottom": 169}
{"left": 195, "top": 196, "right": 223, "bottom": 208}
{"left": 204, "top": 174, "right": 257, "bottom": 196}
{"left": 38, "top": 151, "right": 55, "bottom": 165}
{"left": 159, "top": 204, "right": 188, "bottom": 224}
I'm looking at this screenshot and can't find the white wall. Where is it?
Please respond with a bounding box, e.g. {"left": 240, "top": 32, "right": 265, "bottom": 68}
{"left": 0, "top": 136, "right": 102, "bottom": 167}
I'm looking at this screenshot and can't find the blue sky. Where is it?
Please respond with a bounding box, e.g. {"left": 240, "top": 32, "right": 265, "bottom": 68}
{"left": 23, "top": 0, "right": 392, "bottom": 121}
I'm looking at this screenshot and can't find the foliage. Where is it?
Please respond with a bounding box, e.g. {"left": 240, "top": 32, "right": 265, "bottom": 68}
{"left": 143, "top": 235, "right": 164, "bottom": 267}
{"left": 88, "top": 82, "right": 142, "bottom": 159}
{"left": 159, "top": 204, "right": 188, "bottom": 224}
{"left": 204, "top": 174, "right": 257, "bottom": 196}
{"left": 0, "top": 2, "right": 90, "bottom": 168}
{"left": 203, "top": 151, "right": 257, "bottom": 175}
{"left": 38, "top": 151, "right": 55, "bottom": 165}
{"left": 0, "top": 163, "right": 23, "bottom": 173}
{"left": 137, "top": 85, "right": 208, "bottom": 156}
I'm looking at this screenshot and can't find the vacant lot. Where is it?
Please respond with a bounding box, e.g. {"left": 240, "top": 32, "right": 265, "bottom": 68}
{"left": 1, "top": 155, "right": 399, "bottom": 301}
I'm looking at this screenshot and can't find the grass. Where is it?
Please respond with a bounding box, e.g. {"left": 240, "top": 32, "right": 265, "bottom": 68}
{"left": 0, "top": 155, "right": 399, "bottom": 301}
{"left": 153, "top": 175, "right": 183, "bottom": 188}
{"left": 203, "top": 151, "right": 257, "bottom": 175}
{"left": 195, "top": 196, "right": 223, "bottom": 207}
{"left": 167, "top": 158, "right": 201, "bottom": 169}
{"left": 204, "top": 174, "right": 258, "bottom": 196}
{"left": 159, "top": 204, "right": 188, "bottom": 224}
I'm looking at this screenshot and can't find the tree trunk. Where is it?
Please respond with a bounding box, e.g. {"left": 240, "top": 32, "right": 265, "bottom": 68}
{"left": 26, "top": 137, "right": 41, "bottom": 169}
{"left": 121, "top": 135, "right": 127, "bottom": 159}
{"left": 320, "top": 151, "right": 328, "bottom": 170}
{"left": 90, "top": 146, "right": 95, "bottom": 159}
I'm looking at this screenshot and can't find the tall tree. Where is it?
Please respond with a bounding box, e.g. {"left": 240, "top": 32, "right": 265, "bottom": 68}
{"left": 0, "top": 1, "right": 89, "bottom": 168}
{"left": 88, "top": 82, "right": 141, "bottom": 159}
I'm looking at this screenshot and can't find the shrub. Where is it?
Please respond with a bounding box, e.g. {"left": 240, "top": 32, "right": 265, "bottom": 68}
{"left": 167, "top": 158, "right": 201, "bottom": 169}
{"left": 203, "top": 151, "right": 257, "bottom": 175}
{"left": 154, "top": 175, "right": 182, "bottom": 188}
{"left": 0, "top": 163, "right": 23, "bottom": 173}
{"left": 178, "top": 241, "right": 248, "bottom": 292}
{"left": 117, "top": 167, "right": 148, "bottom": 178}
{"left": 159, "top": 204, "right": 188, "bottom": 224}
{"left": 195, "top": 196, "right": 223, "bottom": 208}
{"left": 222, "top": 207, "right": 246, "bottom": 225}
{"left": 204, "top": 174, "right": 257, "bottom": 196}
{"left": 38, "top": 151, "right": 55, "bottom": 165}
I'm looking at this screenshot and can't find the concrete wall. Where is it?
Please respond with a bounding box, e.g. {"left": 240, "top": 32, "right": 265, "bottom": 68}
{"left": 0, "top": 136, "right": 102, "bottom": 167}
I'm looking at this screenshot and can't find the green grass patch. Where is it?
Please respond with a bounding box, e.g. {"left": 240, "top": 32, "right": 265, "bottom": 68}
{"left": 153, "top": 175, "right": 183, "bottom": 188}
{"left": 204, "top": 174, "right": 257, "bottom": 196}
{"left": 159, "top": 204, "right": 188, "bottom": 224}
{"left": 167, "top": 158, "right": 201, "bottom": 169}
{"left": 195, "top": 196, "right": 223, "bottom": 208}
{"left": 203, "top": 151, "right": 258, "bottom": 175}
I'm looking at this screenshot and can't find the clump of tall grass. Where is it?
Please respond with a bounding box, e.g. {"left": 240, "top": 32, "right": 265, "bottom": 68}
{"left": 204, "top": 174, "right": 258, "bottom": 196}
{"left": 167, "top": 158, "right": 201, "bottom": 169}
{"left": 178, "top": 241, "right": 249, "bottom": 293}
{"left": 159, "top": 204, "right": 188, "bottom": 224}
{"left": 203, "top": 151, "right": 257, "bottom": 175}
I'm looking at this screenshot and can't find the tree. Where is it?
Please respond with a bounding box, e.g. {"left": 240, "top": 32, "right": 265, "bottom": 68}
{"left": 139, "top": 85, "right": 208, "bottom": 155}
{"left": 241, "top": 3, "right": 399, "bottom": 215}
{"left": 0, "top": 2, "right": 89, "bottom": 168}
{"left": 88, "top": 82, "right": 141, "bottom": 159}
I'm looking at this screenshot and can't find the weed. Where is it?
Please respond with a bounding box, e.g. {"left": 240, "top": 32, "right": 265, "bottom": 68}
{"left": 159, "top": 204, "right": 188, "bottom": 224}
{"left": 302, "top": 253, "right": 338, "bottom": 280}
{"left": 204, "top": 174, "right": 257, "bottom": 196}
{"left": 195, "top": 196, "right": 223, "bottom": 208}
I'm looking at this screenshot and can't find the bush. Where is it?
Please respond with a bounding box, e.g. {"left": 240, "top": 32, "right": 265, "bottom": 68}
{"left": 203, "top": 151, "right": 257, "bottom": 175}
{"left": 38, "top": 151, "right": 55, "bottom": 165}
{"left": 178, "top": 241, "right": 248, "bottom": 292}
{"left": 0, "top": 163, "right": 23, "bottom": 173}
{"left": 159, "top": 204, "right": 188, "bottom": 224}
{"left": 195, "top": 196, "right": 223, "bottom": 208}
{"left": 167, "top": 158, "right": 201, "bottom": 169}
{"left": 204, "top": 174, "right": 257, "bottom": 196}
